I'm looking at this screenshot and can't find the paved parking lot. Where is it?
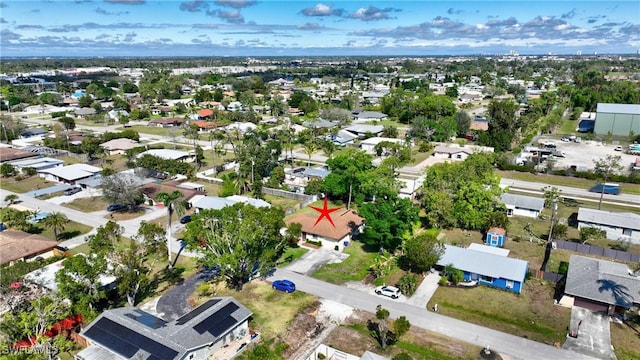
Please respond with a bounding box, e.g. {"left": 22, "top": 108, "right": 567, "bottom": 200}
{"left": 536, "top": 137, "right": 637, "bottom": 173}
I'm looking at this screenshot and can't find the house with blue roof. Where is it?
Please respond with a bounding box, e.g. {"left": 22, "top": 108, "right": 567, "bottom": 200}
{"left": 437, "top": 244, "right": 529, "bottom": 294}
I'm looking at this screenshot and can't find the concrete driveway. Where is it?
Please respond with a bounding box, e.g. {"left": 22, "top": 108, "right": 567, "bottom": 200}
{"left": 562, "top": 306, "right": 617, "bottom": 360}
{"left": 286, "top": 248, "right": 348, "bottom": 276}
{"left": 406, "top": 272, "right": 441, "bottom": 308}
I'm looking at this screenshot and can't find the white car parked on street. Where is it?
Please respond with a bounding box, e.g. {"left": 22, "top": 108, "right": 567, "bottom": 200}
{"left": 375, "top": 285, "right": 401, "bottom": 299}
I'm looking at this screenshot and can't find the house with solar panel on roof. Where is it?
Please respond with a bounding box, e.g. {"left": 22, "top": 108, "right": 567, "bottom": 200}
{"left": 76, "top": 297, "right": 253, "bottom": 360}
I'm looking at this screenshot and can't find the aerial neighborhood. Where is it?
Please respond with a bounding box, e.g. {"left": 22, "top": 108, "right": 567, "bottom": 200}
{"left": 1, "top": 54, "right": 640, "bottom": 360}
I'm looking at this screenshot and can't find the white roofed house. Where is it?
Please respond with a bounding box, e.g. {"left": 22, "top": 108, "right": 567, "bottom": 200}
{"left": 360, "top": 137, "right": 404, "bottom": 154}
{"left": 9, "top": 157, "right": 64, "bottom": 174}
{"left": 344, "top": 124, "right": 384, "bottom": 139}
{"left": 577, "top": 208, "right": 640, "bottom": 244}
{"left": 192, "top": 195, "right": 270, "bottom": 213}
{"left": 500, "top": 193, "right": 545, "bottom": 219}
{"left": 38, "top": 163, "right": 102, "bottom": 185}
{"left": 352, "top": 111, "right": 388, "bottom": 123}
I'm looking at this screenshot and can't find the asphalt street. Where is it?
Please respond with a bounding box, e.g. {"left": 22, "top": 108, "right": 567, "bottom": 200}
{"left": 500, "top": 178, "right": 640, "bottom": 207}
{"left": 273, "top": 268, "right": 600, "bottom": 360}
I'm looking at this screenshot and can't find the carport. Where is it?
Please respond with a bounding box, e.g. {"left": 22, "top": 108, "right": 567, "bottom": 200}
{"left": 25, "top": 184, "right": 72, "bottom": 198}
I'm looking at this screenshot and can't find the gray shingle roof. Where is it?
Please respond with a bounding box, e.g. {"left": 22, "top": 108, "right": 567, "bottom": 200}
{"left": 437, "top": 245, "right": 528, "bottom": 282}
{"left": 577, "top": 208, "right": 640, "bottom": 231}
{"left": 80, "top": 297, "right": 252, "bottom": 360}
{"left": 345, "top": 124, "right": 384, "bottom": 134}
{"left": 565, "top": 255, "right": 640, "bottom": 307}
{"left": 500, "top": 193, "right": 545, "bottom": 212}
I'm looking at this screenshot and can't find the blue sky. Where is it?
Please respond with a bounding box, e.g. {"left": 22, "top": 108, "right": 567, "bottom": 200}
{"left": 0, "top": 1, "right": 638, "bottom": 57}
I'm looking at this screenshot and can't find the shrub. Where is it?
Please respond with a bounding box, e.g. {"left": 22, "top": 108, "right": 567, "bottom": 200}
{"left": 306, "top": 239, "right": 322, "bottom": 247}
{"left": 393, "top": 353, "right": 413, "bottom": 360}
{"left": 438, "top": 277, "right": 448, "bottom": 286}
{"left": 22, "top": 167, "right": 37, "bottom": 176}
{"left": 397, "top": 273, "right": 419, "bottom": 296}
{"left": 197, "top": 282, "right": 212, "bottom": 297}
{"left": 450, "top": 269, "right": 464, "bottom": 285}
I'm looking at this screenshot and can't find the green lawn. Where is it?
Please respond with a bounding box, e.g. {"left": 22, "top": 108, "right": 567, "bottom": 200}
{"left": 277, "top": 246, "right": 309, "bottom": 266}
{"left": 311, "top": 242, "right": 377, "bottom": 284}
{"left": 408, "top": 149, "right": 433, "bottom": 166}
{"left": 33, "top": 220, "right": 92, "bottom": 242}
{"left": 200, "top": 281, "right": 317, "bottom": 336}
{"left": 428, "top": 279, "right": 571, "bottom": 345}
{"left": 0, "top": 175, "right": 54, "bottom": 193}
{"left": 264, "top": 194, "right": 300, "bottom": 211}
{"left": 65, "top": 196, "right": 110, "bottom": 213}
{"left": 499, "top": 170, "right": 640, "bottom": 196}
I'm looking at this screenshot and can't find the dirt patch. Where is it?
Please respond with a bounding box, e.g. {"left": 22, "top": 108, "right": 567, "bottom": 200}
{"left": 280, "top": 305, "right": 325, "bottom": 358}
{"left": 324, "top": 309, "right": 482, "bottom": 359}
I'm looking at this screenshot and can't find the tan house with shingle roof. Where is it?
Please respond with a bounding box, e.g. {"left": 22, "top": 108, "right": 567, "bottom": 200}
{"left": 286, "top": 209, "right": 364, "bottom": 251}
{"left": 0, "top": 229, "right": 60, "bottom": 265}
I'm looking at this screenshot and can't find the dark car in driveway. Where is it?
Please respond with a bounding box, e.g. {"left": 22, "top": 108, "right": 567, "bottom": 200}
{"left": 107, "top": 204, "right": 127, "bottom": 212}
{"left": 64, "top": 187, "right": 82, "bottom": 196}
{"left": 272, "top": 279, "right": 296, "bottom": 293}
{"left": 180, "top": 215, "right": 192, "bottom": 224}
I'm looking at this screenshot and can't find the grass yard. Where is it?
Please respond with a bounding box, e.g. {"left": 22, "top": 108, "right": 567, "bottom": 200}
{"left": 610, "top": 318, "right": 640, "bottom": 360}
{"left": 264, "top": 194, "right": 300, "bottom": 211}
{"left": 201, "top": 182, "right": 222, "bottom": 196}
{"left": 107, "top": 208, "right": 147, "bottom": 221}
{"left": 277, "top": 246, "right": 309, "bottom": 266}
{"left": 429, "top": 279, "right": 571, "bottom": 345}
{"left": 34, "top": 220, "right": 92, "bottom": 241}
{"left": 65, "top": 196, "right": 110, "bottom": 212}
{"left": 0, "top": 175, "right": 54, "bottom": 193}
{"left": 312, "top": 242, "right": 377, "bottom": 284}
{"left": 197, "top": 281, "right": 317, "bottom": 337}
{"left": 498, "top": 170, "right": 640, "bottom": 196}
{"left": 408, "top": 149, "right": 433, "bottom": 166}
{"left": 559, "top": 119, "right": 578, "bottom": 134}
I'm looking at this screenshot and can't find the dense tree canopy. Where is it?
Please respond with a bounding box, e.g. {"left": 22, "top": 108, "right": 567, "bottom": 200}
{"left": 421, "top": 154, "right": 507, "bottom": 231}
{"left": 358, "top": 196, "right": 419, "bottom": 252}
{"left": 183, "top": 203, "right": 286, "bottom": 290}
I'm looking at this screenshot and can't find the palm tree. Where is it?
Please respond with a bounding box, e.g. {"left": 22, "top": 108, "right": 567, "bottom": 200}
{"left": 42, "top": 211, "right": 69, "bottom": 240}
{"left": 303, "top": 140, "right": 318, "bottom": 167}
{"left": 156, "top": 191, "right": 185, "bottom": 267}
{"left": 4, "top": 194, "right": 18, "bottom": 207}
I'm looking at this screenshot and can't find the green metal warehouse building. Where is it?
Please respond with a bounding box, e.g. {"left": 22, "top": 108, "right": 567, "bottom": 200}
{"left": 594, "top": 103, "right": 640, "bottom": 136}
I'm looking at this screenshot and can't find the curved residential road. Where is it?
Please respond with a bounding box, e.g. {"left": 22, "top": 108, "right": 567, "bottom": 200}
{"left": 273, "top": 268, "right": 599, "bottom": 360}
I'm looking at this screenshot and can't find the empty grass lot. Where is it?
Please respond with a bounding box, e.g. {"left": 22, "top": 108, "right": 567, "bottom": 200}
{"left": 264, "top": 194, "right": 300, "bottom": 211}
{"left": 65, "top": 196, "right": 110, "bottom": 212}
{"left": 428, "top": 279, "right": 571, "bottom": 345}
{"left": 200, "top": 281, "right": 317, "bottom": 336}
{"left": 0, "top": 175, "right": 54, "bottom": 193}
{"left": 312, "top": 242, "right": 377, "bottom": 284}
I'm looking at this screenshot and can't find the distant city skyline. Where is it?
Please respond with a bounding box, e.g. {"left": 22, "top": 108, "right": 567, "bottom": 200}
{"left": 0, "top": 0, "right": 639, "bottom": 57}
